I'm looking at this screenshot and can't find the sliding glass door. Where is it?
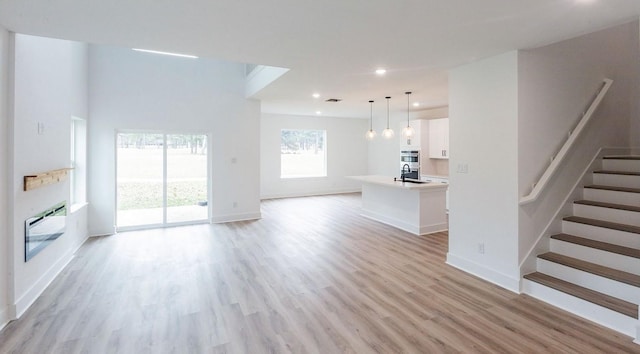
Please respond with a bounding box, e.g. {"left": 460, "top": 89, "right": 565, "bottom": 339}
{"left": 116, "top": 132, "right": 209, "bottom": 230}
{"left": 166, "top": 134, "right": 208, "bottom": 223}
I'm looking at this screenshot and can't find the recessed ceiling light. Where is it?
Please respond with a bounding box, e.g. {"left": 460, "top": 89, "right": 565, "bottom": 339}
{"left": 312, "top": 93, "right": 320, "bottom": 98}
{"left": 375, "top": 68, "right": 387, "bottom": 75}
{"left": 413, "top": 102, "right": 420, "bottom": 107}
{"left": 132, "top": 48, "right": 198, "bottom": 59}
{"left": 315, "top": 111, "right": 322, "bottom": 115}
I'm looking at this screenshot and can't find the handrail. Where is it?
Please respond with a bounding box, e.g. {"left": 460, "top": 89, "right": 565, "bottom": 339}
{"left": 519, "top": 78, "right": 613, "bottom": 205}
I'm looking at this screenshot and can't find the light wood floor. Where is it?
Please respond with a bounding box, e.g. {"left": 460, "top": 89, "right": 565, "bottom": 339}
{"left": 1, "top": 193, "right": 639, "bottom": 353}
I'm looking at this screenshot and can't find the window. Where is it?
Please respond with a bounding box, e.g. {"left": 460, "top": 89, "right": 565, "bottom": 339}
{"left": 281, "top": 129, "right": 326, "bottom": 178}
{"left": 70, "top": 117, "right": 87, "bottom": 205}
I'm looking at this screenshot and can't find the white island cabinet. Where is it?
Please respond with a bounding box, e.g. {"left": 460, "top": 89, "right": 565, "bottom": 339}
{"left": 349, "top": 175, "right": 448, "bottom": 235}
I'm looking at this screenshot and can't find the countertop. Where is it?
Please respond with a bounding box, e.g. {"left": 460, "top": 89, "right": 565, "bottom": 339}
{"left": 349, "top": 175, "right": 449, "bottom": 190}
{"left": 421, "top": 174, "right": 449, "bottom": 180}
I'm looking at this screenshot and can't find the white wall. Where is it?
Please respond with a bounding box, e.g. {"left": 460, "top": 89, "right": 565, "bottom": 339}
{"left": 88, "top": 45, "right": 261, "bottom": 233}
{"left": 0, "top": 25, "right": 10, "bottom": 329}
{"left": 260, "top": 113, "right": 367, "bottom": 199}
{"left": 447, "top": 51, "right": 520, "bottom": 292}
{"left": 518, "top": 20, "right": 640, "bottom": 271}
{"left": 11, "top": 34, "right": 89, "bottom": 316}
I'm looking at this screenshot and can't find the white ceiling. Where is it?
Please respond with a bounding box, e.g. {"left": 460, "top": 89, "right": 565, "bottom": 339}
{"left": 1, "top": 0, "right": 639, "bottom": 119}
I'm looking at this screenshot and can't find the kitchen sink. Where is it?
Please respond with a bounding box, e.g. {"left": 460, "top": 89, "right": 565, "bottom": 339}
{"left": 395, "top": 177, "right": 427, "bottom": 184}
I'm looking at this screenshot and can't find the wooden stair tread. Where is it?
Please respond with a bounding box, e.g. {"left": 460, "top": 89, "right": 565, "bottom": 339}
{"left": 584, "top": 184, "right": 640, "bottom": 194}
{"left": 603, "top": 155, "right": 640, "bottom": 160}
{"left": 538, "top": 252, "right": 640, "bottom": 287}
{"left": 574, "top": 199, "right": 640, "bottom": 213}
{"left": 551, "top": 233, "right": 640, "bottom": 259}
{"left": 563, "top": 216, "right": 640, "bottom": 235}
{"left": 593, "top": 170, "right": 640, "bottom": 176}
{"left": 523, "top": 272, "right": 639, "bottom": 319}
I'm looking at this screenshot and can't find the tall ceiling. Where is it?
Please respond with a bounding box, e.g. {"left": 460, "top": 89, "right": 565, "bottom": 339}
{"left": 1, "top": 0, "right": 639, "bottom": 118}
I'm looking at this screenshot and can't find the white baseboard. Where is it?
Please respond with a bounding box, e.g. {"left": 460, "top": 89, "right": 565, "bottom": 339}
{"left": 446, "top": 252, "right": 520, "bottom": 293}
{"left": 420, "top": 224, "right": 449, "bottom": 235}
{"left": 260, "top": 189, "right": 361, "bottom": 200}
{"left": 211, "top": 212, "right": 262, "bottom": 224}
{"left": 89, "top": 225, "right": 116, "bottom": 238}
{"left": 0, "top": 306, "right": 9, "bottom": 331}
{"left": 14, "top": 251, "right": 74, "bottom": 318}
{"left": 360, "top": 209, "right": 447, "bottom": 236}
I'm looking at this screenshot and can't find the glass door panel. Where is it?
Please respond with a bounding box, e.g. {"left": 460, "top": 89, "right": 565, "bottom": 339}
{"left": 116, "top": 133, "right": 164, "bottom": 228}
{"left": 166, "top": 134, "right": 208, "bottom": 223}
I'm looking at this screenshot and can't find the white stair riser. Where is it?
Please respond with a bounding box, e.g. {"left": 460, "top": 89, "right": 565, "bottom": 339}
{"left": 537, "top": 258, "right": 639, "bottom": 303}
{"left": 603, "top": 159, "right": 640, "bottom": 172}
{"left": 593, "top": 173, "right": 640, "bottom": 189}
{"left": 562, "top": 221, "right": 640, "bottom": 249}
{"left": 522, "top": 279, "right": 638, "bottom": 337}
{"left": 573, "top": 204, "right": 640, "bottom": 227}
{"left": 551, "top": 239, "right": 640, "bottom": 276}
{"left": 583, "top": 189, "right": 640, "bottom": 207}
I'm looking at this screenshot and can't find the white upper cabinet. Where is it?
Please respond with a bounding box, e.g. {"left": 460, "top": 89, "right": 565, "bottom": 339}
{"left": 428, "top": 118, "right": 449, "bottom": 159}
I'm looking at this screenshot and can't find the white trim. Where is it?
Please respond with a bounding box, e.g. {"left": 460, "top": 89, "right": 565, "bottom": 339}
{"left": 0, "top": 306, "right": 9, "bottom": 331}
{"left": 115, "top": 219, "right": 210, "bottom": 233}
{"left": 211, "top": 212, "right": 262, "bottom": 224}
{"left": 89, "top": 225, "right": 116, "bottom": 238}
{"left": 89, "top": 233, "right": 114, "bottom": 238}
{"left": 260, "top": 189, "right": 361, "bottom": 200}
{"left": 446, "top": 252, "right": 520, "bottom": 293}
{"left": 14, "top": 251, "right": 74, "bottom": 318}
{"left": 520, "top": 78, "right": 613, "bottom": 205}
{"left": 360, "top": 209, "right": 447, "bottom": 235}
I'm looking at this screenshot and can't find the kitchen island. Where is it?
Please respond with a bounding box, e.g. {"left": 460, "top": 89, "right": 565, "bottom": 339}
{"left": 349, "top": 175, "right": 448, "bottom": 235}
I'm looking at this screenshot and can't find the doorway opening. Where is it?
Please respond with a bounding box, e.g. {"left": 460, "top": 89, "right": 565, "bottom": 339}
{"left": 116, "top": 132, "right": 209, "bottom": 230}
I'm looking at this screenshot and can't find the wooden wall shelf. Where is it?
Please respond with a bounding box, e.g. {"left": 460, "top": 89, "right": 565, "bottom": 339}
{"left": 24, "top": 168, "right": 72, "bottom": 191}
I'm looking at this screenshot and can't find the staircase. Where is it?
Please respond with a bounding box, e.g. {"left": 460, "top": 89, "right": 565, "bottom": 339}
{"left": 523, "top": 155, "right": 640, "bottom": 340}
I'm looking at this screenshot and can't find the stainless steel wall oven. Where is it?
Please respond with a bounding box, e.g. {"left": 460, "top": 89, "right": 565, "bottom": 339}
{"left": 400, "top": 150, "right": 420, "bottom": 179}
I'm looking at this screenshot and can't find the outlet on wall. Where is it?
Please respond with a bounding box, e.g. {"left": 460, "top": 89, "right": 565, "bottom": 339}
{"left": 477, "top": 243, "right": 485, "bottom": 254}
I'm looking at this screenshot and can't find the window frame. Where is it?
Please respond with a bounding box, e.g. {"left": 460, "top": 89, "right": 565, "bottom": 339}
{"left": 280, "top": 129, "right": 327, "bottom": 179}
{"left": 70, "top": 117, "right": 87, "bottom": 207}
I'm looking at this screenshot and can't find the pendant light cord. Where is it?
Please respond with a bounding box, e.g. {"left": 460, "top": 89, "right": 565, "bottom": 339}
{"left": 369, "top": 100, "right": 374, "bottom": 130}
{"left": 406, "top": 92, "right": 411, "bottom": 127}
{"left": 386, "top": 96, "right": 391, "bottom": 128}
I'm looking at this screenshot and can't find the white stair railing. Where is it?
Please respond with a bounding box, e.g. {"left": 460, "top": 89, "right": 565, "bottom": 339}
{"left": 520, "top": 78, "right": 613, "bottom": 205}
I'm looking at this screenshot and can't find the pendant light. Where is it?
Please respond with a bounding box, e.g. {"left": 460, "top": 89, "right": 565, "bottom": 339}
{"left": 381, "top": 96, "right": 394, "bottom": 139}
{"left": 402, "top": 91, "right": 415, "bottom": 141}
{"left": 365, "top": 100, "right": 377, "bottom": 141}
